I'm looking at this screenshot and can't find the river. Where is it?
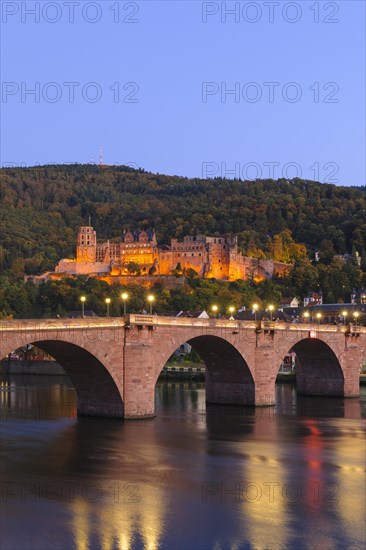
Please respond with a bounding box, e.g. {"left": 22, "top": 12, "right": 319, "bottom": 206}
{"left": 0, "top": 374, "right": 365, "bottom": 550}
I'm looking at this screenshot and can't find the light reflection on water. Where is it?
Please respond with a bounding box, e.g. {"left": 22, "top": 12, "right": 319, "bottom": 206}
{"left": 0, "top": 375, "right": 365, "bottom": 550}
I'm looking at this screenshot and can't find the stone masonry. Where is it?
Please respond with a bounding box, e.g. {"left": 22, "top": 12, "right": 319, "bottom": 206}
{"left": 0, "top": 317, "right": 364, "bottom": 419}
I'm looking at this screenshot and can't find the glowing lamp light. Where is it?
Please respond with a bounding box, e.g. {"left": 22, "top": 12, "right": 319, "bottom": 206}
{"left": 80, "top": 296, "right": 86, "bottom": 318}
{"left": 121, "top": 292, "right": 129, "bottom": 315}
{"left": 147, "top": 295, "right": 155, "bottom": 314}
{"left": 268, "top": 304, "right": 275, "bottom": 321}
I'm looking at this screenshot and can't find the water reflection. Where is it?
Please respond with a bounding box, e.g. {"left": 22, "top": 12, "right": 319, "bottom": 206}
{"left": 1, "top": 375, "right": 365, "bottom": 550}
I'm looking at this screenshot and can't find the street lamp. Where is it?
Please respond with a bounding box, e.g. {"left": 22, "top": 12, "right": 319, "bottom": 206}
{"left": 342, "top": 310, "right": 348, "bottom": 325}
{"left": 303, "top": 311, "right": 310, "bottom": 322}
{"left": 228, "top": 306, "right": 235, "bottom": 318}
{"left": 211, "top": 305, "right": 218, "bottom": 318}
{"left": 80, "top": 296, "right": 86, "bottom": 318}
{"left": 316, "top": 312, "right": 322, "bottom": 325}
{"left": 268, "top": 304, "right": 274, "bottom": 321}
{"left": 252, "top": 303, "right": 259, "bottom": 321}
{"left": 147, "top": 294, "right": 155, "bottom": 314}
{"left": 105, "top": 298, "right": 111, "bottom": 317}
{"left": 121, "top": 292, "right": 129, "bottom": 315}
{"left": 353, "top": 311, "right": 359, "bottom": 326}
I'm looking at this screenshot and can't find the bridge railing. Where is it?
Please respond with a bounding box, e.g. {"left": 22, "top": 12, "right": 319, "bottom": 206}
{"left": 126, "top": 315, "right": 366, "bottom": 334}
{"left": 126, "top": 314, "right": 258, "bottom": 330}
{"left": 0, "top": 318, "right": 125, "bottom": 333}
{"left": 348, "top": 324, "right": 363, "bottom": 335}
{"left": 0, "top": 316, "right": 365, "bottom": 335}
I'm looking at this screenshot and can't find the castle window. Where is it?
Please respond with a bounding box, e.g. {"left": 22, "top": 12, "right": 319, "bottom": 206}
{"left": 192, "top": 253, "right": 194, "bottom": 256}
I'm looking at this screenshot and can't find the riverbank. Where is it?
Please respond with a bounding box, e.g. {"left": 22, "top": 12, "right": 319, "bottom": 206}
{"left": 2, "top": 360, "right": 366, "bottom": 384}
{"left": 159, "top": 363, "right": 205, "bottom": 380}
{"left": 0, "top": 360, "right": 66, "bottom": 375}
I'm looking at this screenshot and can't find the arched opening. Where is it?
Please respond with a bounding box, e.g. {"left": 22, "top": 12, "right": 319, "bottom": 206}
{"left": 1, "top": 340, "right": 124, "bottom": 418}
{"left": 281, "top": 338, "right": 344, "bottom": 397}
{"left": 158, "top": 335, "right": 255, "bottom": 406}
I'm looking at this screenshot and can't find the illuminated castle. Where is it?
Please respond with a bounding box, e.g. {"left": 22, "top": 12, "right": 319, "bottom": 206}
{"left": 54, "top": 225, "right": 289, "bottom": 281}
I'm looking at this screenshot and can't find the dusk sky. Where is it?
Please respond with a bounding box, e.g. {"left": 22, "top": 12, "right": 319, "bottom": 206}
{"left": 1, "top": 0, "right": 365, "bottom": 185}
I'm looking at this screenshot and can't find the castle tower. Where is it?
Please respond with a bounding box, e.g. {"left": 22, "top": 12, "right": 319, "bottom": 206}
{"left": 77, "top": 226, "right": 97, "bottom": 263}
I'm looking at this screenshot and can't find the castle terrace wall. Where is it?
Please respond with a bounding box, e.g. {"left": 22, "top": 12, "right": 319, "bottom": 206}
{"left": 99, "top": 274, "right": 185, "bottom": 289}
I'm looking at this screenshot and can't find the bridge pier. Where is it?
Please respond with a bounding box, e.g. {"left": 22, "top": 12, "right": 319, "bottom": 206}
{"left": 341, "top": 339, "right": 363, "bottom": 398}
{"left": 123, "top": 332, "right": 158, "bottom": 419}
{"left": 296, "top": 355, "right": 345, "bottom": 397}
{"left": 205, "top": 374, "right": 255, "bottom": 406}
{"left": 253, "top": 343, "right": 276, "bottom": 406}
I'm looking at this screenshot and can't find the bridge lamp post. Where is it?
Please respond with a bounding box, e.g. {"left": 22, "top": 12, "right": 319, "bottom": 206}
{"left": 105, "top": 298, "right": 111, "bottom": 317}
{"left": 228, "top": 306, "right": 235, "bottom": 319}
{"left": 303, "top": 311, "right": 310, "bottom": 323}
{"left": 353, "top": 311, "right": 359, "bottom": 326}
{"left": 80, "top": 296, "right": 86, "bottom": 318}
{"left": 147, "top": 294, "right": 155, "bottom": 314}
{"left": 342, "top": 310, "right": 348, "bottom": 325}
{"left": 121, "top": 292, "right": 129, "bottom": 315}
{"left": 316, "top": 312, "right": 322, "bottom": 326}
{"left": 268, "top": 304, "right": 274, "bottom": 321}
{"left": 252, "top": 303, "right": 259, "bottom": 321}
{"left": 211, "top": 305, "right": 218, "bottom": 318}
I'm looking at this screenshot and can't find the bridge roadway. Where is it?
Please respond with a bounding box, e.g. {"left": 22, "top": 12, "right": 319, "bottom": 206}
{"left": 1, "top": 316, "right": 365, "bottom": 419}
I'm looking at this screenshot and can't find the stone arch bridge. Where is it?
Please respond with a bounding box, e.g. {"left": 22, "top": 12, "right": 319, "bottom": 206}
{"left": 1, "top": 315, "right": 365, "bottom": 419}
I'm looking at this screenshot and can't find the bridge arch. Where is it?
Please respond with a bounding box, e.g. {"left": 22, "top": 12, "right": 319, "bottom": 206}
{"left": 153, "top": 333, "right": 255, "bottom": 406}
{"left": 277, "top": 337, "right": 344, "bottom": 397}
{"left": 1, "top": 339, "right": 124, "bottom": 418}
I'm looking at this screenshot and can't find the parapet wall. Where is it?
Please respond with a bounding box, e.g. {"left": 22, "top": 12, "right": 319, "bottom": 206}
{"left": 55, "top": 259, "right": 110, "bottom": 275}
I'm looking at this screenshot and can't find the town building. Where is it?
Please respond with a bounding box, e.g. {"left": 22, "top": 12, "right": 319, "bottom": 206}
{"left": 303, "top": 291, "right": 323, "bottom": 308}
{"left": 52, "top": 225, "right": 291, "bottom": 282}
{"left": 351, "top": 289, "right": 366, "bottom": 305}
{"left": 280, "top": 297, "right": 300, "bottom": 309}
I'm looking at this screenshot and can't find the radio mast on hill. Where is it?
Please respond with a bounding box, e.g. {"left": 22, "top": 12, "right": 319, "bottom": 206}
{"left": 100, "top": 145, "right": 103, "bottom": 166}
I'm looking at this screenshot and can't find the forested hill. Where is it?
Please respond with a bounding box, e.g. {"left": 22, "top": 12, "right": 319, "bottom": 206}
{"left": 1, "top": 164, "right": 366, "bottom": 276}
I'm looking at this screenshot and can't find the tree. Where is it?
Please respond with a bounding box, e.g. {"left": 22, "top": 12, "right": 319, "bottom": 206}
{"left": 290, "top": 258, "right": 319, "bottom": 296}
{"left": 126, "top": 263, "right": 141, "bottom": 276}
{"left": 184, "top": 268, "right": 198, "bottom": 279}
{"left": 318, "top": 239, "right": 336, "bottom": 264}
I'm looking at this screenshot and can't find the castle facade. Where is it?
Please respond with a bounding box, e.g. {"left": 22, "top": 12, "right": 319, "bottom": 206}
{"left": 54, "top": 225, "right": 290, "bottom": 281}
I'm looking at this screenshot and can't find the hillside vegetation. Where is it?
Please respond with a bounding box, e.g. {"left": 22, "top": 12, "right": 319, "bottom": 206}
{"left": 0, "top": 164, "right": 365, "bottom": 318}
